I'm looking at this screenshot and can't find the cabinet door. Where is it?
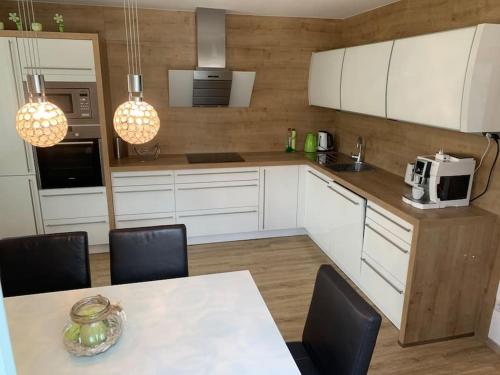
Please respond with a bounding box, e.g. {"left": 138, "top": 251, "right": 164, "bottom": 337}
{"left": 0, "top": 37, "right": 33, "bottom": 176}
{"left": 0, "top": 176, "right": 40, "bottom": 238}
{"left": 326, "top": 182, "right": 366, "bottom": 284}
{"left": 262, "top": 166, "right": 299, "bottom": 231}
{"left": 18, "top": 38, "right": 95, "bottom": 81}
{"left": 387, "top": 27, "right": 476, "bottom": 129}
{"left": 304, "top": 169, "right": 333, "bottom": 250}
{"left": 341, "top": 41, "right": 393, "bottom": 117}
{"left": 308, "top": 49, "right": 345, "bottom": 109}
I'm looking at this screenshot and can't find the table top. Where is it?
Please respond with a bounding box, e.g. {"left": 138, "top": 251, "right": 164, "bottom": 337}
{"left": 5, "top": 271, "right": 300, "bottom": 375}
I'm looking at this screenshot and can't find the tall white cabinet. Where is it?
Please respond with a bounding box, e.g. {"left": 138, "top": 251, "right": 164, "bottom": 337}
{"left": 0, "top": 37, "right": 42, "bottom": 239}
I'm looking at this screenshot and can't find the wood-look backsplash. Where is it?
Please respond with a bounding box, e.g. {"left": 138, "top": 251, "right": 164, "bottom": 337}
{"left": 0, "top": 2, "right": 340, "bottom": 154}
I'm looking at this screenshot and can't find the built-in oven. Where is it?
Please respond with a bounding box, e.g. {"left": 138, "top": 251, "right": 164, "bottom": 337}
{"left": 35, "top": 125, "right": 104, "bottom": 189}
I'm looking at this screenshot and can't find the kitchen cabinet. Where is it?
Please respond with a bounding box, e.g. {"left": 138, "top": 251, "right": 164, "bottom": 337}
{"left": 308, "top": 49, "right": 344, "bottom": 109}
{"left": 387, "top": 27, "right": 476, "bottom": 130}
{"left": 326, "top": 181, "right": 366, "bottom": 284}
{"left": 304, "top": 168, "right": 334, "bottom": 251}
{"left": 341, "top": 41, "right": 393, "bottom": 117}
{"left": 0, "top": 176, "right": 42, "bottom": 238}
{"left": 44, "top": 216, "right": 109, "bottom": 246}
{"left": 0, "top": 37, "right": 34, "bottom": 177}
{"left": 261, "top": 166, "right": 299, "bottom": 231}
{"left": 17, "top": 38, "right": 95, "bottom": 81}
{"left": 115, "top": 213, "right": 176, "bottom": 229}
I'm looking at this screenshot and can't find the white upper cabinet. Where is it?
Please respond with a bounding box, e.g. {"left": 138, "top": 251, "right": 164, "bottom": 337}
{"left": 341, "top": 41, "right": 393, "bottom": 117}
{"left": 18, "top": 38, "right": 95, "bottom": 81}
{"left": 387, "top": 27, "right": 476, "bottom": 130}
{"left": 308, "top": 49, "right": 345, "bottom": 109}
{"left": 461, "top": 24, "right": 500, "bottom": 133}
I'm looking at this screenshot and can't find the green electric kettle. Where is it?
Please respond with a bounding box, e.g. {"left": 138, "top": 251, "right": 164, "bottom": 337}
{"left": 304, "top": 133, "right": 317, "bottom": 153}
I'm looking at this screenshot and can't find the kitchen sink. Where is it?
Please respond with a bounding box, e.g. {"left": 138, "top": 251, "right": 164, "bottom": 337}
{"left": 326, "top": 162, "right": 373, "bottom": 172}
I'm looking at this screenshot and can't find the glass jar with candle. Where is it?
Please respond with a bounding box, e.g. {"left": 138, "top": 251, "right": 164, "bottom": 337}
{"left": 63, "top": 295, "right": 125, "bottom": 356}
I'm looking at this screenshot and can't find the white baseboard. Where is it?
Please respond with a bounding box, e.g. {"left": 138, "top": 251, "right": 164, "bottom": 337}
{"left": 187, "top": 228, "right": 307, "bottom": 245}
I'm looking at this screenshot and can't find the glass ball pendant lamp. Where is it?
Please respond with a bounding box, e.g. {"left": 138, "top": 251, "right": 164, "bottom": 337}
{"left": 114, "top": 0, "right": 160, "bottom": 145}
{"left": 113, "top": 74, "right": 159, "bottom": 144}
{"left": 16, "top": 74, "right": 68, "bottom": 147}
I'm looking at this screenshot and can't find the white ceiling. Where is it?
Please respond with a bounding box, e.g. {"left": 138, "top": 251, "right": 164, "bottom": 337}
{"left": 35, "top": 0, "right": 399, "bottom": 19}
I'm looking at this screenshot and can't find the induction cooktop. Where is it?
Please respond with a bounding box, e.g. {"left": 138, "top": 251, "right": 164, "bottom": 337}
{"left": 186, "top": 153, "right": 245, "bottom": 164}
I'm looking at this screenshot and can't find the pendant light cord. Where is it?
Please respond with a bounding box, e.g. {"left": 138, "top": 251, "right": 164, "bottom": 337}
{"left": 123, "top": 0, "right": 141, "bottom": 76}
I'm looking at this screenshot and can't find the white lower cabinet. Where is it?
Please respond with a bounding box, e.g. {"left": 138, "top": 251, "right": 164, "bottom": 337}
{"left": 115, "top": 213, "right": 176, "bottom": 229}
{"left": 360, "top": 200, "right": 414, "bottom": 329}
{"left": 44, "top": 216, "right": 109, "bottom": 246}
{"left": 176, "top": 207, "right": 259, "bottom": 237}
{"left": 0, "top": 175, "right": 42, "bottom": 238}
{"left": 261, "top": 166, "right": 299, "bottom": 231}
{"left": 113, "top": 185, "right": 175, "bottom": 215}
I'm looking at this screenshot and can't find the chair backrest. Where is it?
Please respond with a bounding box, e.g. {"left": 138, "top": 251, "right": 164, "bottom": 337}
{"left": 109, "top": 224, "right": 188, "bottom": 285}
{"left": 302, "top": 265, "right": 381, "bottom": 375}
{"left": 0, "top": 232, "right": 90, "bottom": 297}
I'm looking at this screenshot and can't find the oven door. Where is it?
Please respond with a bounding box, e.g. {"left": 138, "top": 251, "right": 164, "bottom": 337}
{"left": 36, "top": 139, "right": 103, "bottom": 189}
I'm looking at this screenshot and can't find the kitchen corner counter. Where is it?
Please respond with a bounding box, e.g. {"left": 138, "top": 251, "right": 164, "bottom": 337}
{"left": 109, "top": 151, "right": 494, "bottom": 226}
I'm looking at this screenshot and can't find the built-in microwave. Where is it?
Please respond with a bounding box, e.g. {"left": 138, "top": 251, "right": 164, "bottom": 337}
{"left": 24, "top": 81, "right": 99, "bottom": 126}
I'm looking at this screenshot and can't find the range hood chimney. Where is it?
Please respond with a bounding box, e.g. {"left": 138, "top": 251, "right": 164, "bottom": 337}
{"left": 193, "top": 8, "right": 233, "bottom": 107}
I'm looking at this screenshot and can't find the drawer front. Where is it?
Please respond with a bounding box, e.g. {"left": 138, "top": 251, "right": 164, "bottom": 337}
{"left": 175, "top": 168, "right": 259, "bottom": 184}
{"left": 44, "top": 216, "right": 109, "bottom": 246}
{"left": 115, "top": 213, "right": 176, "bottom": 229}
{"left": 111, "top": 171, "right": 174, "bottom": 187}
{"left": 113, "top": 185, "right": 175, "bottom": 215}
{"left": 363, "top": 218, "right": 411, "bottom": 285}
{"left": 360, "top": 255, "right": 405, "bottom": 329}
{"left": 176, "top": 181, "right": 259, "bottom": 211}
{"left": 177, "top": 208, "right": 258, "bottom": 237}
{"left": 366, "top": 201, "right": 413, "bottom": 243}
{"left": 40, "top": 187, "right": 108, "bottom": 220}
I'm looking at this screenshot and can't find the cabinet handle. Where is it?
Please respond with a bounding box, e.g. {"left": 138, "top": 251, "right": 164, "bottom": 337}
{"left": 177, "top": 184, "right": 258, "bottom": 191}
{"left": 41, "top": 191, "right": 105, "bottom": 197}
{"left": 307, "top": 170, "right": 330, "bottom": 184}
{"left": 117, "top": 216, "right": 174, "bottom": 222}
{"left": 115, "top": 188, "right": 173, "bottom": 193}
{"left": 46, "top": 220, "right": 107, "bottom": 227}
{"left": 23, "top": 66, "right": 93, "bottom": 71}
{"left": 362, "top": 258, "right": 404, "bottom": 295}
{"left": 178, "top": 210, "right": 257, "bottom": 218}
{"left": 365, "top": 223, "right": 409, "bottom": 254}
{"left": 327, "top": 185, "right": 359, "bottom": 205}
{"left": 262, "top": 169, "right": 266, "bottom": 229}
{"left": 56, "top": 141, "right": 95, "bottom": 146}
{"left": 113, "top": 174, "right": 172, "bottom": 178}
{"left": 177, "top": 170, "right": 258, "bottom": 176}
{"left": 367, "top": 205, "right": 412, "bottom": 232}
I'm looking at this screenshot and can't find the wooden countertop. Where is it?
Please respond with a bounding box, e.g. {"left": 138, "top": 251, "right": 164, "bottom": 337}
{"left": 109, "top": 152, "right": 494, "bottom": 226}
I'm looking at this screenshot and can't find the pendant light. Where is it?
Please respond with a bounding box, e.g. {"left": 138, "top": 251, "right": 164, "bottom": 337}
{"left": 15, "top": 0, "right": 68, "bottom": 147}
{"left": 113, "top": 0, "right": 160, "bottom": 145}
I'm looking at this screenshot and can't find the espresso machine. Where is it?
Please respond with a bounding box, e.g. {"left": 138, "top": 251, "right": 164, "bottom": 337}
{"left": 402, "top": 151, "right": 476, "bottom": 209}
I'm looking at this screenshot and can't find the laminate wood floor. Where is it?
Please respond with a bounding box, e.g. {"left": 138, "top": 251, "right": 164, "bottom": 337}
{"left": 90, "top": 235, "right": 500, "bottom": 374}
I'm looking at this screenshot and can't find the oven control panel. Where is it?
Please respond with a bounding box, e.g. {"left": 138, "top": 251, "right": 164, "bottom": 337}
{"left": 78, "top": 91, "right": 91, "bottom": 118}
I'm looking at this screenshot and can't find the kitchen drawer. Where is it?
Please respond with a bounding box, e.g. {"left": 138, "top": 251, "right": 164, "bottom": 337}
{"left": 111, "top": 171, "right": 174, "bottom": 187}
{"left": 115, "top": 213, "right": 176, "bottom": 229}
{"left": 39, "top": 187, "right": 108, "bottom": 220}
{"left": 175, "top": 181, "right": 259, "bottom": 211}
{"left": 113, "top": 185, "right": 175, "bottom": 215}
{"left": 360, "top": 254, "right": 405, "bottom": 328}
{"left": 43, "top": 216, "right": 109, "bottom": 246}
{"left": 366, "top": 201, "right": 413, "bottom": 244}
{"left": 175, "top": 168, "right": 259, "bottom": 184}
{"left": 363, "top": 218, "right": 411, "bottom": 285}
{"left": 177, "top": 207, "right": 258, "bottom": 237}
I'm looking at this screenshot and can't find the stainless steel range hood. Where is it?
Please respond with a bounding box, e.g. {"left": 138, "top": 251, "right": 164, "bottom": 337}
{"left": 193, "top": 8, "right": 232, "bottom": 107}
{"left": 168, "top": 8, "right": 255, "bottom": 108}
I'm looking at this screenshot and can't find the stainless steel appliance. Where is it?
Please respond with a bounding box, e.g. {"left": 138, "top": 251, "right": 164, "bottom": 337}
{"left": 402, "top": 151, "right": 475, "bottom": 209}
{"left": 317, "top": 131, "right": 334, "bottom": 152}
{"left": 35, "top": 125, "right": 104, "bottom": 189}
{"left": 26, "top": 81, "right": 100, "bottom": 138}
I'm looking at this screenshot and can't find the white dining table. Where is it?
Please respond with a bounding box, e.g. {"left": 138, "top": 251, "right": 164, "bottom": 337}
{"left": 4, "top": 270, "right": 300, "bottom": 375}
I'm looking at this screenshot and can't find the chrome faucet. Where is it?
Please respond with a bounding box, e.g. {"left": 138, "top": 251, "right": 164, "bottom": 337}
{"left": 351, "top": 136, "right": 365, "bottom": 163}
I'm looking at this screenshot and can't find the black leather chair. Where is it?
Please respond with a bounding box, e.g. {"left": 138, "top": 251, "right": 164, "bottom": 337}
{"left": 0, "top": 232, "right": 91, "bottom": 297}
{"left": 109, "top": 224, "right": 188, "bottom": 285}
{"left": 287, "top": 265, "right": 381, "bottom": 375}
